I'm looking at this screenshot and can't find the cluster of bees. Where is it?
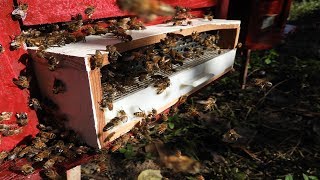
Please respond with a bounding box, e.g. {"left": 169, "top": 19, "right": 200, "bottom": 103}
{"left": 102, "top": 107, "right": 171, "bottom": 152}
{"left": 98, "top": 31, "right": 221, "bottom": 111}
{"left": 0, "top": 97, "right": 94, "bottom": 179}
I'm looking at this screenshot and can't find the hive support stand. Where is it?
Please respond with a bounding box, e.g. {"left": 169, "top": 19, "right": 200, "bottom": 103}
{"left": 240, "top": 48, "right": 251, "bottom": 89}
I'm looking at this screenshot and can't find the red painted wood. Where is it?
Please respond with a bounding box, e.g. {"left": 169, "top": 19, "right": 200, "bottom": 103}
{"left": 22, "top": 0, "right": 217, "bottom": 26}
{"left": 228, "top": 0, "right": 292, "bottom": 50}
{"left": 0, "top": 0, "right": 38, "bottom": 151}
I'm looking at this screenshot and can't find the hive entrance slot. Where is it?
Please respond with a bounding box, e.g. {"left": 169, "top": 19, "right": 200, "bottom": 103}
{"left": 100, "top": 31, "right": 227, "bottom": 102}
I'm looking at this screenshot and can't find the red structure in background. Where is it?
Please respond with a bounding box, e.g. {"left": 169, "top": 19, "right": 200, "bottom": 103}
{"left": 228, "top": 0, "right": 294, "bottom": 88}
{"left": 0, "top": 0, "right": 38, "bottom": 152}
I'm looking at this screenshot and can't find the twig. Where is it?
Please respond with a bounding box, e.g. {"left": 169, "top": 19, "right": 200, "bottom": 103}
{"left": 288, "top": 135, "right": 302, "bottom": 156}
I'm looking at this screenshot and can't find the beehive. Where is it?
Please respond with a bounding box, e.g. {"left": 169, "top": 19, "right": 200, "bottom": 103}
{"left": 28, "top": 18, "right": 240, "bottom": 148}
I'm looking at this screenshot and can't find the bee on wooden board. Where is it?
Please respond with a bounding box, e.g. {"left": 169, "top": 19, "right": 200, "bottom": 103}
{"left": 18, "top": 146, "right": 34, "bottom": 158}
{"left": 84, "top": 5, "right": 95, "bottom": 18}
{"left": 7, "top": 145, "right": 24, "bottom": 161}
{"left": 52, "top": 79, "right": 66, "bottom": 94}
{"left": 39, "top": 131, "right": 56, "bottom": 139}
{"left": 187, "top": 105, "right": 200, "bottom": 117}
{"left": 67, "top": 13, "right": 83, "bottom": 32}
{"left": 0, "top": 151, "right": 9, "bottom": 163}
{"left": 161, "top": 113, "right": 168, "bottom": 122}
{"left": 128, "top": 17, "right": 146, "bottom": 30}
{"left": 35, "top": 45, "right": 48, "bottom": 58}
{"left": 13, "top": 75, "right": 30, "bottom": 89}
{"left": 0, "top": 112, "right": 13, "bottom": 121}
{"left": 204, "top": 13, "right": 214, "bottom": 21}
{"left": 106, "top": 45, "right": 121, "bottom": 64}
{"left": 12, "top": 3, "right": 28, "bottom": 20}
{"left": 134, "top": 108, "right": 146, "bottom": 118}
{"left": 46, "top": 56, "right": 60, "bottom": 71}
{"left": 99, "top": 96, "right": 113, "bottom": 111}
{"left": 103, "top": 115, "right": 127, "bottom": 132}
{"left": 43, "top": 168, "right": 61, "bottom": 180}
{"left": 29, "top": 97, "right": 42, "bottom": 111}
{"left": 114, "top": 28, "right": 133, "bottom": 42}
{"left": 90, "top": 50, "right": 107, "bottom": 70}
{"left": 16, "top": 112, "right": 28, "bottom": 126}
{"left": 34, "top": 149, "right": 51, "bottom": 162}
{"left": 104, "top": 132, "right": 116, "bottom": 142}
{"left": 20, "top": 164, "right": 35, "bottom": 175}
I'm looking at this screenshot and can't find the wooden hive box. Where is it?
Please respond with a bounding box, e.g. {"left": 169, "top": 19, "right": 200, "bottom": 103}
{"left": 28, "top": 19, "right": 240, "bottom": 148}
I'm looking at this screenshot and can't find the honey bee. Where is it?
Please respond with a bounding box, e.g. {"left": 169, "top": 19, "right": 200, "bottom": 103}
{"left": 75, "top": 146, "right": 91, "bottom": 155}
{"left": 18, "top": 146, "right": 33, "bottom": 158}
{"left": 116, "top": 0, "right": 175, "bottom": 21}
{"left": 0, "top": 112, "right": 13, "bottom": 121}
{"left": 35, "top": 45, "right": 48, "bottom": 58}
{"left": 106, "top": 45, "right": 121, "bottom": 64}
{"left": 67, "top": 14, "right": 83, "bottom": 32}
{"left": 103, "top": 117, "right": 122, "bottom": 132}
{"left": 46, "top": 56, "right": 60, "bottom": 71}
{"left": 16, "top": 112, "right": 28, "bottom": 126}
{"left": 178, "top": 95, "right": 188, "bottom": 104}
{"left": 134, "top": 108, "right": 146, "bottom": 118}
{"left": 29, "top": 98, "right": 42, "bottom": 111}
{"left": 196, "top": 175, "right": 205, "bottom": 180}
{"left": 138, "top": 72, "right": 148, "bottom": 82}
{"left": 39, "top": 131, "right": 56, "bottom": 139}
{"left": 204, "top": 14, "right": 214, "bottom": 21}
{"left": 43, "top": 169, "right": 61, "bottom": 180}
{"left": 90, "top": 50, "right": 106, "bottom": 69}
{"left": 33, "top": 139, "right": 47, "bottom": 150}
{"left": 253, "top": 78, "right": 273, "bottom": 90}
{"left": 0, "top": 151, "right": 9, "bottom": 163}
{"left": 84, "top": 6, "right": 95, "bottom": 18}
{"left": 154, "top": 76, "right": 170, "bottom": 94}
{"left": 196, "top": 97, "right": 217, "bottom": 111}
{"left": 169, "top": 106, "right": 179, "bottom": 115}
{"left": 2, "top": 127, "right": 22, "bottom": 137}
{"left": 191, "top": 32, "right": 201, "bottom": 42}
{"left": 52, "top": 79, "right": 66, "bottom": 94}
{"left": 34, "top": 149, "right": 51, "bottom": 162}
{"left": 104, "top": 132, "right": 116, "bottom": 142}
{"left": 82, "top": 26, "right": 96, "bottom": 36}
{"left": 20, "top": 164, "right": 35, "bottom": 175}
{"left": 10, "top": 35, "right": 25, "bottom": 50}
{"left": 0, "top": 124, "right": 11, "bottom": 131}
{"left": 222, "top": 129, "right": 242, "bottom": 143}
{"left": 93, "top": 24, "right": 108, "bottom": 35}
{"left": 128, "top": 17, "right": 146, "bottom": 30}
{"left": 0, "top": 44, "right": 4, "bottom": 54}
{"left": 114, "top": 27, "right": 133, "bottom": 42}
{"left": 7, "top": 145, "right": 24, "bottom": 161}
{"left": 156, "top": 123, "right": 168, "bottom": 134}
{"left": 99, "top": 96, "right": 113, "bottom": 111}
{"left": 186, "top": 105, "right": 200, "bottom": 117}
{"left": 43, "top": 158, "right": 56, "bottom": 169}
{"left": 12, "top": 3, "right": 28, "bottom": 20}
{"left": 13, "top": 75, "right": 30, "bottom": 89}
{"left": 161, "top": 113, "right": 168, "bottom": 122}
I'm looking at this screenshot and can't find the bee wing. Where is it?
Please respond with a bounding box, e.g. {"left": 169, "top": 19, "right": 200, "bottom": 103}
{"left": 195, "top": 100, "right": 209, "bottom": 105}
